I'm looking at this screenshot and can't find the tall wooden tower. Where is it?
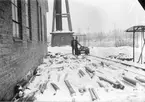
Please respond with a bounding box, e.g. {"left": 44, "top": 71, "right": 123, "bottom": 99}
{"left": 50, "top": 0, "right": 74, "bottom": 47}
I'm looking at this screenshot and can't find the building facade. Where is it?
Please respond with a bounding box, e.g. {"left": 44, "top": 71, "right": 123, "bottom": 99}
{"left": 0, "top": 0, "right": 48, "bottom": 100}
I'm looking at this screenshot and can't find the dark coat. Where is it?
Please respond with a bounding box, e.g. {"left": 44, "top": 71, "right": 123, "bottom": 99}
{"left": 71, "top": 39, "right": 79, "bottom": 49}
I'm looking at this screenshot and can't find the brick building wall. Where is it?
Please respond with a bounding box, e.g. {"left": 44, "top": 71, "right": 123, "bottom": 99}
{"left": 0, "top": 0, "right": 48, "bottom": 100}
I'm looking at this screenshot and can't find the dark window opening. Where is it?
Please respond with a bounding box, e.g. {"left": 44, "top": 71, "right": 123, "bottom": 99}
{"left": 11, "top": 0, "right": 22, "bottom": 39}
{"left": 25, "top": 0, "right": 31, "bottom": 40}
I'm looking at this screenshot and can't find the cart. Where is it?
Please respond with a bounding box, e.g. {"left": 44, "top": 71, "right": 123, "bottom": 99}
{"left": 78, "top": 46, "right": 90, "bottom": 55}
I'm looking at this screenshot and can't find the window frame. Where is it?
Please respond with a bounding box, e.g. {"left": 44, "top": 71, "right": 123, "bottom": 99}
{"left": 39, "top": 6, "right": 43, "bottom": 41}
{"left": 11, "top": 0, "right": 22, "bottom": 40}
{"left": 25, "top": 0, "right": 32, "bottom": 41}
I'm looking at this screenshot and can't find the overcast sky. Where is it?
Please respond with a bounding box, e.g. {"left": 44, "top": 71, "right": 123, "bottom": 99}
{"left": 47, "top": 0, "right": 145, "bottom": 34}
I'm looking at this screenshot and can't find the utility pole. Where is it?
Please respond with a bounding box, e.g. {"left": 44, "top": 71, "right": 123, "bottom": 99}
{"left": 87, "top": 27, "right": 90, "bottom": 47}
{"left": 113, "top": 23, "right": 116, "bottom": 46}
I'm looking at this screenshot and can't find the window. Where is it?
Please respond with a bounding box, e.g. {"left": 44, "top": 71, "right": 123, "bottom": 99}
{"left": 37, "top": 0, "right": 43, "bottom": 41}
{"left": 25, "top": 0, "right": 31, "bottom": 40}
{"left": 11, "top": 0, "right": 21, "bottom": 39}
{"left": 43, "top": 15, "right": 47, "bottom": 42}
{"left": 39, "top": 7, "right": 43, "bottom": 41}
{"left": 36, "top": 1, "right": 40, "bottom": 41}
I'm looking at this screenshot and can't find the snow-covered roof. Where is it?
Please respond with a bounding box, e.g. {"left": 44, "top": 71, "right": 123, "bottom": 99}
{"left": 126, "top": 25, "right": 145, "bottom": 33}
{"left": 50, "top": 31, "right": 74, "bottom": 34}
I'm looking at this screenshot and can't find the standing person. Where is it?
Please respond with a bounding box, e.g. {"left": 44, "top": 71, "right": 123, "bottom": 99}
{"left": 71, "top": 36, "right": 81, "bottom": 55}
{"left": 75, "top": 36, "right": 81, "bottom": 56}
{"left": 71, "top": 37, "right": 75, "bottom": 55}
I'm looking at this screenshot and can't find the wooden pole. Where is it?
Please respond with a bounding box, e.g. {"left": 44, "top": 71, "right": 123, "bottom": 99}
{"left": 141, "top": 32, "right": 143, "bottom": 64}
{"left": 133, "top": 30, "right": 135, "bottom": 62}
{"left": 143, "top": 31, "right": 145, "bottom": 63}
{"left": 137, "top": 32, "right": 145, "bottom": 63}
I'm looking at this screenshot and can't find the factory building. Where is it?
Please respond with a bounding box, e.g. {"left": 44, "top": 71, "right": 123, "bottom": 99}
{"left": 0, "top": 0, "right": 48, "bottom": 100}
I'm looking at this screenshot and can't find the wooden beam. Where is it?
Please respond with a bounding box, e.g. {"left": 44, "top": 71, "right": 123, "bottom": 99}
{"left": 65, "top": 0, "right": 72, "bottom": 31}
{"left": 55, "top": 0, "right": 62, "bottom": 31}
{"left": 52, "top": 0, "right": 56, "bottom": 32}
{"left": 133, "top": 30, "right": 135, "bottom": 62}
{"left": 137, "top": 31, "right": 145, "bottom": 63}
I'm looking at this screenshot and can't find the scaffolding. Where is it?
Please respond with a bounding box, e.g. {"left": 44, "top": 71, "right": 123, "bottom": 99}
{"left": 126, "top": 25, "right": 145, "bottom": 64}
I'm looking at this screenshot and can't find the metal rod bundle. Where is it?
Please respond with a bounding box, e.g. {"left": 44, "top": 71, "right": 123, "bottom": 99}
{"left": 39, "top": 81, "right": 48, "bottom": 94}
{"left": 135, "top": 76, "right": 145, "bottom": 83}
{"left": 98, "top": 76, "right": 124, "bottom": 89}
{"left": 85, "top": 66, "right": 95, "bottom": 73}
{"left": 100, "top": 62, "right": 105, "bottom": 67}
{"left": 64, "top": 80, "right": 76, "bottom": 96}
{"left": 97, "top": 81, "right": 105, "bottom": 88}
{"left": 78, "top": 87, "right": 86, "bottom": 94}
{"left": 99, "top": 76, "right": 116, "bottom": 87}
{"left": 123, "top": 76, "right": 136, "bottom": 86}
{"left": 78, "top": 69, "right": 85, "bottom": 77}
{"left": 88, "top": 88, "right": 96, "bottom": 101}
{"left": 50, "top": 83, "right": 60, "bottom": 91}
{"left": 91, "top": 88, "right": 99, "bottom": 100}
{"left": 92, "top": 63, "right": 98, "bottom": 68}
{"left": 64, "top": 73, "right": 68, "bottom": 80}
{"left": 116, "top": 81, "right": 125, "bottom": 90}
{"left": 88, "top": 88, "right": 98, "bottom": 101}
{"left": 85, "top": 69, "right": 94, "bottom": 78}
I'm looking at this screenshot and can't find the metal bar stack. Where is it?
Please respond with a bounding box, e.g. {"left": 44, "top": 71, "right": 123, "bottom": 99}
{"left": 51, "top": 83, "right": 60, "bottom": 91}
{"left": 123, "top": 76, "right": 136, "bottom": 86}
{"left": 64, "top": 80, "right": 76, "bottom": 96}
{"left": 78, "top": 69, "right": 85, "bottom": 77}
{"left": 85, "top": 66, "right": 95, "bottom": 78}
{"left": 135, "top": 76, "right": 145, "bottom": 83}
{"left": 99, "top": 76, "right": 124, "bottom": 89}
{"left": 88, "top": 88, "right": 99, "bottom": 101}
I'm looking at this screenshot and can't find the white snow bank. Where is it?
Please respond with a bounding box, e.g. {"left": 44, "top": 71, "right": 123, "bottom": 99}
{"left": 48, "top": 46, "right": 72, "bottom": 54}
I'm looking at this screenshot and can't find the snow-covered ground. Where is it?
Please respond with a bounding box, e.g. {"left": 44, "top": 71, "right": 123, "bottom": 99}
{"left": 47, "top": 46, "right": 133, "bottom": 56}
{"left": 48, "top": 46, "right": 144, "bottom": 60}
{"left": 16, "top": 46, "right": 145, "bottom": 102}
